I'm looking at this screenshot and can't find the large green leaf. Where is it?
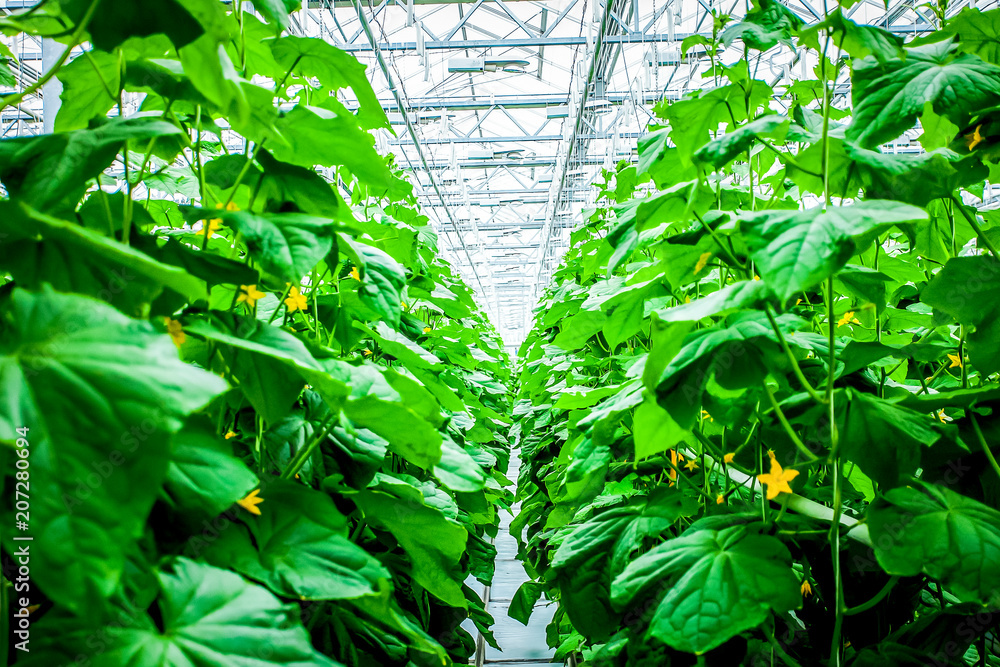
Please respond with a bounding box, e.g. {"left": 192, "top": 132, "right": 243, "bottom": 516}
{"left": 21, "top": 557, "right": 339, "bottom": 666}
{"left": 202, "top": 479, "right": 389, "bottom": 600}
{"left": 269, "top": 35, "right": 389, "bottom": 130}
{"left": 693, "top": 115, "right": 788, "bottom": 169}
{"left": 740, "top": 201, "right": 928, "bottom": 302}
{"left": 212, "top": 209, "right": 342, "bottom": 283}
{"left": 340, "top": 235, "right": 406, "bottom": 328}
{"left": 0, "top": 115, "right": 184, "bottom": 215}
{"left": 55, "top": 49, "right": 120, "bottom": 131}
{"left": 869, "top": 481, "right": 1000, "bottom": 605}
{"left": 798, "top": 9, "right": 904, "bottom": 63}
{"left": 847, "top": 41, "right": 1000, "bottom": 148}
{"left": 943, "top": 7, "right": 1000, "bottom": 65}
{"left": 0, "top": 288, "right": 227, "bottom": 613}
{"left": 920, "top": 256, "right": 1000, "bottom": 373}
{"left": 333, "top": 362, "right": 444, "bottom": 468}
{"left": 163, "top": 417, "right": 258, "bottom": 517}
{"left": 0, "top": 201, "right": 208, "bottom": 310}
{"left": 721, "top": 0, "right": 803, "bottom": 51}
{"left": 356, "top": 479, "right": 469, "bottom": 608}
{"left": 610, "top": 525, "right": 800, "bottom": 654}
{"left": 269, "top": 104, "right": 405, "bottom": 198}
{"left": 841, "top": 389, "right": 940, "bottom": 487}
{"left": 257, "top": 148, "right": 347, "bottom": 219}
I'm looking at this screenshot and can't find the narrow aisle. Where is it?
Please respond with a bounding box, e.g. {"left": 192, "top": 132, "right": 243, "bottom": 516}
{"left": 474, "top": 449, "right": 559, "bottom": 666}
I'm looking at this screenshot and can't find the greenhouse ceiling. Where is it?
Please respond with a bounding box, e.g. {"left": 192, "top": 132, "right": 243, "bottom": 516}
{"left": 0, "top": 0, "right": 973, "bottom": 345}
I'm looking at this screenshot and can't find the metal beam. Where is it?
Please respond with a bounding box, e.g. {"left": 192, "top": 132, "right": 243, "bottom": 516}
{"left": 391, "top": 132, "right": 641, "bottom": 144}
{"left": 338, "top": 26, "right": 931, "bottom": 51}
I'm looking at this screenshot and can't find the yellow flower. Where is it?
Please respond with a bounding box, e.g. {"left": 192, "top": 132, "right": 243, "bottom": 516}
{"left": 684, "top": 295, "right": 692, "bottom": 303}
{"left": 801, "top": 580, "right": 813, "bottom": 597}
{"left": 757, "top": 451, "right": 799, "bottom": 500}
{"left": 753, "top": 275, "right": 761, "bottom": 281}
{"left": 937, "top": 409, "right": 951, "bottom": 423}
{"left": 423, "top": 327, "right": 432, "bottom": 333}
{"left": 966, "top": 124, "right": 984, "bottom": 151}
{"left": 724, "top": 452, "right": 735, "bottom": 464}
{"left": 837, "top": 311, "right": 860, "bottom": 327}
{"left": 362, "top": 348, "right": 373, "bottom": 356}
{"left": 701, "top": 409, "right": 713, "bottom": 422}
{"left": 795, "top": 298, "right": 803, "bottom": 306}
{"left": 668, "top": 449, "right": 679, "bottom": 485}
{"left": 350, "top": 266, "right": 361, "bottom": 281}
{"left": 201, "top": 218, "right": 223, "bottom": 238}
{"left": 694, "top": 252, "right": 712, "bottom": 274}
{"left": 237, "top": 284, "right": 266, "bottom": 308}
{"left": 401, "top": 301, "right": 408, "bottom": 310}
{"left": 947, "top": 353, "right": 962, "bottom": 369}
{"left": 237, "top": 488, "right": 264, "bottom": 515}
{"left": 164, "top": 317, "right": 185, "bottom": 347}
{"left": 716, "top": 493, "right": 725, "bottom": 505}
{"left": 284, "top": 286, "right": 308, "bottom": 312}
{"left": 684, "top": 459, "right": 700, "bottom": 471}
{"left": 225, "top": 431, "right": 237, "bottom": 440}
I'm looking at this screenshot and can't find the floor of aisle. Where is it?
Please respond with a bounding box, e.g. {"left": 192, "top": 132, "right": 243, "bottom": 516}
{"left": 468, "top": 450, "right": 559, "bottom": 666}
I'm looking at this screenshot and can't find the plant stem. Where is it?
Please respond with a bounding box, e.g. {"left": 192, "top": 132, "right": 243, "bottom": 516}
{"left": 843, "top": 576, "right": 899, "bottom": 616}
{"left": 281, "top": 414, "right": 337, "bottom": 480}
{"left": 970, "top": 414, "right": 1000, "bottom": 483}
{"left": 765, "top": 625, "right": 806, "bottom": 667}
{"left": 763, "top": 383, "right": 820, "bottom": 461}
{"left": 766, "top": 307, "right": 826, "bottom": 404}
{"left": 951, "top": 195, "right": 1000, "bottom": 259}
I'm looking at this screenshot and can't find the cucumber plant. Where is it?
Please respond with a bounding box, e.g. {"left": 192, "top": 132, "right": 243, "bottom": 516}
{"left": 0, "top": 2, "right": 512, "bottom": 666}
{"left": 512, "top": 4, "right": 1000, "bottom": 666}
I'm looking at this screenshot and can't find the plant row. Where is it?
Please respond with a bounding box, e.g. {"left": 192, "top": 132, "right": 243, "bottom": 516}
{"left": 0, "top": 1, "right": 511, "bottom": 665}
{"left": 511, "top": 4, "right": 1000, "bottom": 666}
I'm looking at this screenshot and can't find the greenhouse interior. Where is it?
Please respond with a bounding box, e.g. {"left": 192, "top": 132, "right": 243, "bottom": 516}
{"left": 2, "top": 0, "right": 1000, "bottom": 664}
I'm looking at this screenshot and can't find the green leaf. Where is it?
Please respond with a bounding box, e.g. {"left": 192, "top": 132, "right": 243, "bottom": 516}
{"left": 654, "top": 279, "right": 772, "bottom": 323}
{"left": 0, "top": 115, "right": 184, "bottom": 215}
{"left": 920, "top": 255, "right": 1000, "bottom": 373}
{"left": 163, "top": 417, "right": 258, "bottom": 517}
{"left": 0, "top": 288, "right": 227, "bottom": 613}
{"left": 721, "top": 0, "right": 803, "bottom": 51}
{"left": 869, "top": 481, "right": 1000, "bottom": 605}
{"left": 179, "top": 34, "right": 250, "bottom": 124}
{"left": 841, "top": 389, "right": 940, "bottom": 487}
{"left": 325, "top": 361, "right": 444, "bottom": 469}
{"left": 798, "top": 9, "right": 904, "bottom": 63}
{"left": 257, "top": 148, "right": 347, "bottom": 219}
{"left": 610, "top": 525, "right": 800, "bottom": 654}
{"left": 741, "top": 201, "right": 928, "bottom": 302}
{"left": 340, "top": 235, "right": 406, "bottom": 328}
{"left": 633, "top": 397, "right": 690, "bottom": 460}
{"left": 24, "top": 557, "right": 339, "bottom": 666}
{"left": 269, "top": 35, "right": 389, "bottom": 130}
{"left": 847, "top": 41, "right": 1000, "bottom": 148}
{"left": 202, "top": 479, "right": 389, "bottom": 600}
{"left": 356, "top": 483, "right": 469, "bottom": 608}
{"left": 0, "top": 202, "right": 208, "bottom": 309}
{"left": 943, "top": 7, "right": 1000, "bottom": 65}
{"left": 509, "top": 581, "right": 545, "bottom": 625}
{"left": 253, "top": 0, "right": 301, "bottom": 32}
{"left": 843, "top": 143, "right": 987, "bottom": 207}
{"left": 213, "top": 209, "right": 342, "bottom": 283}
{"left": 270, "top": 104, "right": 405, "bottom": 198}
{"left": 185, "top": 315, "right": 350, "bottom": 415}
{"left": 694, "top": 115, "right": 788, "bottom": 169}
{"left": 55, "top": 50, "right": 120, "bottom": 132}
{"left": 554, "top": 309, "right": 607, "bottom": 350}
{"left": 663, "top": 84, "right": 773, "bottom": 163}
{"left": 63, "top": 0, "right": 212, "bottom": 51}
